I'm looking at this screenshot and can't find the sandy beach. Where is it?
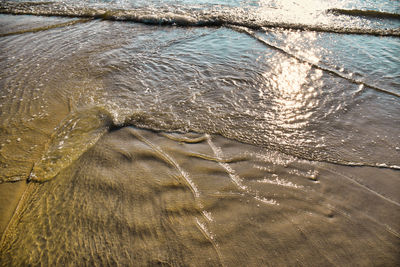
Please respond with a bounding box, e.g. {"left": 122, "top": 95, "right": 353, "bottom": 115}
{"left": 1, "top": 1, "right": 400, "bottom": 265}
{"left": 1, "top": 127, "right": 399, "bottom": 265}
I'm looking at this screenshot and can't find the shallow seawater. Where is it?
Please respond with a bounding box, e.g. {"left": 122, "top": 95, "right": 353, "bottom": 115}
{"left": 0, "top": 0, "right": 399, "bottom": 265}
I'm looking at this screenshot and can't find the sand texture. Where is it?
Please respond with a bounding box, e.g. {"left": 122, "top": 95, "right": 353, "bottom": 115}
{"left": 1, "top": 127, "right": 399, "bottom": 266}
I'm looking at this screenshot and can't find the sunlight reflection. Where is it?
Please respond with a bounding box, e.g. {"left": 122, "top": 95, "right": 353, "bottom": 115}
{"left": 259, "top": 31, "right": 323, "bottom": 130}
{"left": 257, "top": 0, "right": 331, "bottom": 24}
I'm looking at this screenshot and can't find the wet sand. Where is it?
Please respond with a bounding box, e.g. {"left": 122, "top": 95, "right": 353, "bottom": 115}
{"left": 1, "top": 127, "right": 399, "bottom": 266}
{"left": 0, "top": 181, "right": 27, "bottom": 237}
{"left": 0, "top": 9, "right": 399, "bottom": 266}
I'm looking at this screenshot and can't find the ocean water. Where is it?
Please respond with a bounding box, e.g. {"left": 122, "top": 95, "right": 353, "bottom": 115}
{"left": 0, "top": 0, "right": 399, "bottom": 265}
{"left": 1, "top": 0, "right": 399, "bottom": 181}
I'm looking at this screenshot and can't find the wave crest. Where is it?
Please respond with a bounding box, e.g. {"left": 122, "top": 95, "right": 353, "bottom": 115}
{"left": 327, "top": 8, "right": 400, "bottom": 20}
{"left": 1, "top": 1, "right": 399, "bottom": 37}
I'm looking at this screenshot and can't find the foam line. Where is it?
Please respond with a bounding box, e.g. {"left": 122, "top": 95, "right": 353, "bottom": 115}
{"left": 1, "top": 2, "right": 399, "bottom": 37}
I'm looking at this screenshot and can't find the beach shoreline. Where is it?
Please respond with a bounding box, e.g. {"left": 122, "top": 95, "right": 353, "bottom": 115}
{"left": 1, "top": 126, "right": 399, "bottom": 265}
{"left": 1, "top": 2, "right": 400, "bottom": 265}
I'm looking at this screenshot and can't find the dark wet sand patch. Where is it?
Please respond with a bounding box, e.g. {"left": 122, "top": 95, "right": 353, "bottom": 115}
{"left": 0, "top": 181, "right": 27, "bottom": 237}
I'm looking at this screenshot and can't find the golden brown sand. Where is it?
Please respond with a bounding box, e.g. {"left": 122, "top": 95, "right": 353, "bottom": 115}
{"left": 1, "top": 127, "right": 399, "bottom": 266}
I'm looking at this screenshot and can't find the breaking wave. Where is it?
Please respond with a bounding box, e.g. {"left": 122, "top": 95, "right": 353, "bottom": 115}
{"left": 1, "top": 1, "right": 399, "bottom": 37}
{"left": 327, "top": 8, "right": 400, "bottom": 20}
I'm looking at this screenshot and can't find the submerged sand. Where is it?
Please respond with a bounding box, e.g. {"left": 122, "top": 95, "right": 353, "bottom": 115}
{"left": 0, "top": 10, "right": 399, "bottom": 266}
{"left": 1, "top": 127, "right": 399, "bottom": 266}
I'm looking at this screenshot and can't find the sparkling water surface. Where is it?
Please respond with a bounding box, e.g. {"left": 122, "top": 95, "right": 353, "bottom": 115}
{"left": 0, "top": 1, "right": 399, "bottom": 265}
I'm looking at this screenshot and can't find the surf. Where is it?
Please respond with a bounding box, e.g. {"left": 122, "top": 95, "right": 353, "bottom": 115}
{"left": 1, "top": 1, "right": 399, "bottom": 37}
